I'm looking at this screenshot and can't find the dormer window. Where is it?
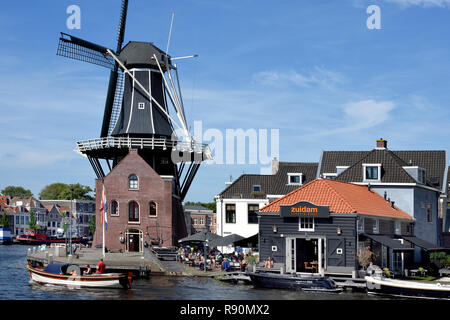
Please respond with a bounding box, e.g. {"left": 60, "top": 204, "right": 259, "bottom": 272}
{"left": 323, "top": 173, "right": 337, "bottom": 180}
{"left": 418, "top": 168, "right": 426, "bottom": 184}
{"left": 363, "top": 164, "right": 381, "bottom": 182}
{"left": 253, "top": 185, "right": 261, "bottom": 192}
{"left": 288, "top": 173, "right": 303, "bottom": 185}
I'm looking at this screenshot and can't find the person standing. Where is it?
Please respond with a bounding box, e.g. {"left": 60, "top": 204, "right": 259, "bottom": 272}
{"left": 96, "top": 258, "right": 106, "bottom": 274}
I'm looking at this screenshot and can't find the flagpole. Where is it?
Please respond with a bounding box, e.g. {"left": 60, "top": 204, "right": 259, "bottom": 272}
{"left": 102, "top": 208, "right": 105, "bottom": 259}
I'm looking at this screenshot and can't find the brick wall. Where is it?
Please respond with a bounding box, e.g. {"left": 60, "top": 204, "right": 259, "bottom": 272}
{"left": 93, "top": 149, "right": 178, "bottom": 251}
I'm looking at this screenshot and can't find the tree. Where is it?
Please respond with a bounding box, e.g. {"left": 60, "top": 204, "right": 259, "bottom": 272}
{"left": 39, "top": 183, "right": 94, "bottom": 200}
{"left": 28, "top": 208, "right": 38, "bottom": 231}
{"left": 1, "top": 212, "right": 9, "bottom": 229}
{"left": 357, "top": 245, "right": 374, "bottom": 269}
{"left": 89, "top": 215, "right": 96, "bottom": 236}
{"left": 1, "top": 186, "right": 32, "bottom": 198}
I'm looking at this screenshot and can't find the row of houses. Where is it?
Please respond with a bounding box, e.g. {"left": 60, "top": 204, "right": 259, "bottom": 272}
{"left": 214, "top": 139, "right": 450, "bottom": 276}
{"left": 0, "top": 195, "right": 96, "bottom": 238}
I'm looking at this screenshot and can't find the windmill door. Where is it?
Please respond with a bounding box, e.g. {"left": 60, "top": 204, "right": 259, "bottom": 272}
{"left": 326, "top": 238, "right": 346, "bottom": 267}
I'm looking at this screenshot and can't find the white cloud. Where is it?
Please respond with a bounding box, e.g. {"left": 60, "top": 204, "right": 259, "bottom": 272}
{"left": 251, "top": 67, "right": 347, "bottom": 90}
{"left": 306, "top": 99, "right": 396, "bottom": 137}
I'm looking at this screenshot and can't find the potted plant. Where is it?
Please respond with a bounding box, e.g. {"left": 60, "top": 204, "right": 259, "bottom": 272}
{"left": 357, "top": 245, "right": 374, "bottom": 278}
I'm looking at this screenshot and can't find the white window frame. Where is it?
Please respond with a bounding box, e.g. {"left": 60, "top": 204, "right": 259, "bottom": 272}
{"left": 373, "top": 219, "right": 379, "bottom": 234}
{"left": 358, "top": 217, "right": 365, "bottom": 232}
{"left": 418, "top": 168, "right": 426, "bottom": 184}
{"left": 252, "top": 185, "right": 261, "bottom": 192}
{"left": 298, "top": 217, "right": 314, "bottom": 232}
{"left": 394, "top": 221, "right": 401, "bottom": 235}
{"left": 138, "top": 102, "right": 145, "bottom": 110}
{"left": 288, "top": 173, "right": 303, "bottom": 186}
{"left": 323, "top": 173, "right": 337, "bottom": 179}
{"left": 363, "top": 164, "right": 382, "bottom": 182}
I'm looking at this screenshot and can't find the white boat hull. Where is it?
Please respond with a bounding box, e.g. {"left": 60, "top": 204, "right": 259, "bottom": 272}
{"left": 27, "top": 265, "right": 130, "bottom": 289}
{"left": 365, "top": 276, "right": 450, "bottom": 300}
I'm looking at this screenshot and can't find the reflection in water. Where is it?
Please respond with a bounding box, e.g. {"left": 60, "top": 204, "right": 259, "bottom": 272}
{"left": 1, "top": 245, "right": 388, "bottom": 300}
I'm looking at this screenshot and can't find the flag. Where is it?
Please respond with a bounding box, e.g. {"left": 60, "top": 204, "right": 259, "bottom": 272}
{"left": 100, "top": 185, "right": 108, "bottom": 230}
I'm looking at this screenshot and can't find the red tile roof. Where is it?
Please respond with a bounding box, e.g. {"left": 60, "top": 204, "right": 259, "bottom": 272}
{"left": 260, "top": 179, "right": 413, "bottom": 220}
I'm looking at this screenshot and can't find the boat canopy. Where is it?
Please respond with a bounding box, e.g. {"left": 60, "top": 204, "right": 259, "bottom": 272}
{"left": 43, "top": 264, "right": 70, "bottom": 274}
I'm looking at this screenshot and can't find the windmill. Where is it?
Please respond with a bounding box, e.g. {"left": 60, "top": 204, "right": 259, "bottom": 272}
{"left": 56, "top": 0, "right": 211, "bottom": 202}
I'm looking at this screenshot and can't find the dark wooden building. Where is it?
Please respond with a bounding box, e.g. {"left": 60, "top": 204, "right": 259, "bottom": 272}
{"left": 258, "top": 179, "right": 425, "bottom": 277}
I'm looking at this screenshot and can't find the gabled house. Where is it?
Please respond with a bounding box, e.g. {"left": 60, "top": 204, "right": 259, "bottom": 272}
{"left": 317, "top": 139, "right": 448, "bottom": 251}
{"left": 215, "top": 161, "right": 318, "bottom": 240}
{"left": 9, "top": 197, "right": 47, "bottom": 236}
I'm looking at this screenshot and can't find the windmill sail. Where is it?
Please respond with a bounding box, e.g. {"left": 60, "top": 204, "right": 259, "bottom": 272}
{"left": 57, "top": 33, "right": 114, "bottom": 70}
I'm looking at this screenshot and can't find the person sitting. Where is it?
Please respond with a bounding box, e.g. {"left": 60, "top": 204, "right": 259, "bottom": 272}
{"left": 69, "top": 269, "right": 78, "bottom": 276}
{"left": 96, "top": 258, "right": 106, "bottom": 274}
{"left": 222, "top": 259, "right": 230, "bottom": 271}
{"left": 264, "top": 257, "right": 274, "bottom": 269}
{"left": 83, "top": 264, "right": 91, "bottom": 275}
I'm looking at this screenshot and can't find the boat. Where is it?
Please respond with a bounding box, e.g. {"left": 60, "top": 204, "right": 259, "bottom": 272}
{"left": 17, "top": 229, "right": 88, "bottom": 246}
{"left": 26, "top": 263, "right": 132, "bottom": 289}
{"left": 249, "top": 272, "right": 343, "bottom": 293}
{"left": 365, "top": 275, "right": 450, "bottom": 300}
{"left": 0, "top": 228, "right": 12, "bottom": 245}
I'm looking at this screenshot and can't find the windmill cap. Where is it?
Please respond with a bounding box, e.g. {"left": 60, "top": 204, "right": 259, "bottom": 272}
{"left": 118, "top": 41, "right": 172, "bottom": 70}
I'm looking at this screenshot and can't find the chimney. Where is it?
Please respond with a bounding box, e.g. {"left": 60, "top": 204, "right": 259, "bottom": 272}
{"left": 225, "top": 175, "right": 233, "bottom": 186}
{"left": 272, "top": 157, "right": 279, "bottom": 175}
{"left": 376, "top": 138, "right": 387, "bottom": 149}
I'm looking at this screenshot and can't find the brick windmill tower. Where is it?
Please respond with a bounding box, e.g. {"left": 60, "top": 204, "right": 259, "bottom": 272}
{"left": 56, "top": 0, "right": 211, "bottom": 252}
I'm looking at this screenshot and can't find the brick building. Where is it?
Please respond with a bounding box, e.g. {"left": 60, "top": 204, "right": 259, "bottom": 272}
{"left": 93, "top": 149, "right": 184, "bottom": 252}
{"left": 184, "top": 205, "right": 217, "bottom": 235}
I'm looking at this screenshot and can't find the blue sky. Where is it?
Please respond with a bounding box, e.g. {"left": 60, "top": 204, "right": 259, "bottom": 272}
{"left": 0, "top": 0, "right": 449, "bottom": 202}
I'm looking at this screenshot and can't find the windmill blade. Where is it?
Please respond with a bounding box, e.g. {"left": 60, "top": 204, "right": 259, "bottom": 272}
{"left": 57, "top": 33, "right": 115, "bottom": 70}
{"left": 116, "top": 0, "right": 128, "bottom": 51}
{"left": 107, "top": 69, "right": 125, "bottom": 136}
{"left": 101, "top": 0, "right": 129, "bottom": 138}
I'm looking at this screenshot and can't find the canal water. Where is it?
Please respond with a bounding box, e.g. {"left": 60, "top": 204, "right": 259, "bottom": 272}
{"left": 0, "top": 245, "right": 389, "bottom": 300}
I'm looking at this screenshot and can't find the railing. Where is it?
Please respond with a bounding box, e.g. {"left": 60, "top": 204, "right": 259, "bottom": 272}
{"left": 76, "top": 136, "right": 212, "bottom": 159}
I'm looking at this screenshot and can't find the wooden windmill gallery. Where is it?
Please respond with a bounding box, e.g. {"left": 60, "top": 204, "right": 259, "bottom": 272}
{"left": 56, "top": 0, "right": 211, "bottom": 252}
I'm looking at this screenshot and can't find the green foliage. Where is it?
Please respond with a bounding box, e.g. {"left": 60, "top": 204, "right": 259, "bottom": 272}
{"left": 184, "top": 201, "right": 216, "bottom": 212}
{"left": 28, "top": 208, "right": 38, "bottom": 230}
{"left": 1, "top": 186, "right": 32, "bottom": 198}
{"left": 61, "top": 211, "right": 68, "bottom": 233}
{"left": 39, "top": 183, "right": 94, "bottom": 200}
{"left": 1, "top": 212, "right": 9, "bottom": 228}
{"left": 430, "top": 252, "right": 450, "bottom": 268}
{"left": 89, "top": 215, "right": 96, "bottom": 235}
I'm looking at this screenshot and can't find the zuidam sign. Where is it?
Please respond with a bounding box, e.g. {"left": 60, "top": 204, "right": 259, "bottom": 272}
{"left": 280, "top": 201, "right": 330, "bottom": 218}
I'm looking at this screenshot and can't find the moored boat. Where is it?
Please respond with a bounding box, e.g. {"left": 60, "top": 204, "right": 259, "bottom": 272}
{"left": 365, "top": 275, "right": 450, "bottom": 300}
{"left": 27, "top": 263, "right": 132, "bottom": 289}
{"left": 0, "top": 228, "right": 12, "bottom": 245}
{"left": 17, "top": 229, "right": 88, "bottom": 246}
{"left": 249, "top": 272, "right": 343, "bottom": 293}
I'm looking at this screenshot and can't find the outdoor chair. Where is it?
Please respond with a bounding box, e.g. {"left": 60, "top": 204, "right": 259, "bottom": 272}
{"left": 304, "top": 262, "right": 315, "bottom": 272}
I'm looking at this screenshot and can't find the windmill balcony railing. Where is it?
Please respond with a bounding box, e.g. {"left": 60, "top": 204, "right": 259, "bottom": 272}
{"left": 76, "top": 136, "right": 211, "bottom": 157}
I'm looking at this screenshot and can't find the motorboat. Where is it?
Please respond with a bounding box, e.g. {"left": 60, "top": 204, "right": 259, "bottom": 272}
{"left": 27, "top": 263, "right": 132, "bottom": 289}
{"left": 249, "top": 272, "right": 343, "bottom": 293}
{"left": 365, "top": 275, "right": 450, "bottom": 300}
